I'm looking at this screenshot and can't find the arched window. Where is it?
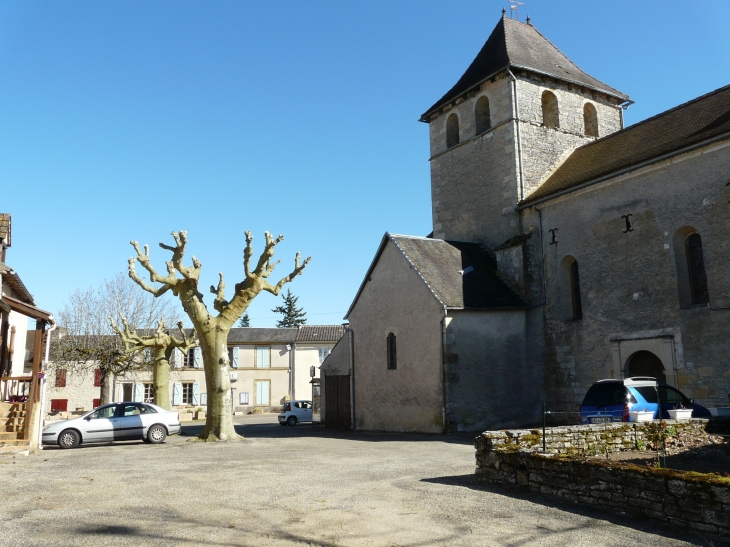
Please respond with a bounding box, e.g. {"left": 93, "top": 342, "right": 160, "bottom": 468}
{"left": 673, "top": 227, "right": 710, "bottom": 307}
{"left": 386, "top": 332, "right": 397, "bottom": 370}
{"left": 686, "top": 233, "right": 709, "bottom": 305}
{"left": 541, "top": 91, "right": 559, "bottom": 129}
{"left": 475, "top": 96, "right": 491, "bottom": 134}
{"left": 446, "top": 113, "right": 460, "bottom": 148}
{"left": 569, "top": 260, "right": 583, "bottom": 320}
{"left": 583, "top": 103, "right": 598, "bottom": 137}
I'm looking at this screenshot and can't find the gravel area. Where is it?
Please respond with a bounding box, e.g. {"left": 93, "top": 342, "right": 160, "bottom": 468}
{"left": 0, "top": 417, "right": 725, "bottom": 547}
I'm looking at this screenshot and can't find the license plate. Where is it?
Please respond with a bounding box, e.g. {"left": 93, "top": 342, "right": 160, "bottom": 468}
{"left": 589, "top": 416, "right": 612, "bottom": 423}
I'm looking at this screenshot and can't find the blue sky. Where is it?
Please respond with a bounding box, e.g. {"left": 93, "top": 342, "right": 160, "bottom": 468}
{"left": 2, "top": 1, "right": 729, "bottom": 327}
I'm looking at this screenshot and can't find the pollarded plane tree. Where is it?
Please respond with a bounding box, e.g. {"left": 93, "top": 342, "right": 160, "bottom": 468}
{"left": 128, "top": 231, "right": 310, "bottom": 441}
{"left": 111, "top": 316, "right": 198, "bottom": 410}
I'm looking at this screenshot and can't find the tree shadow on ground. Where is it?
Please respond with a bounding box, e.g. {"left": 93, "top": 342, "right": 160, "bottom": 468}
{"left": 181, "top": 422, "right": 477, "bottom": 445}
{"left": 421, "top": 474, "right": 730, "bottom": 547}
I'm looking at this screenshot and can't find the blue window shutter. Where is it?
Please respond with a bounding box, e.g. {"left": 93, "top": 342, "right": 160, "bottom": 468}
{"left": 192, "top": 383, "right": 200, "bottom": 406}
{"left": 173, "top": 382, "right": 182, "bottom": 406}
{"left": 133, "top": 383, "right": 143, "bottom": 402}
{"left": 232, "top": 346, "right": 239, "bottom": 369}
{"left": 193, "top": 347, "right": 202, "bottom": 369}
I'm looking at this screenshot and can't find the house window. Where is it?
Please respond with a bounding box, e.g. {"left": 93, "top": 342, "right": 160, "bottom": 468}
{"left": 386, "top": 333, "right": 397, "bottom": 370}
{"left": 446, "top": 113, "right": 460, "bottom": 148}
{"left": 542, "top": 91, "right": 559, "bottom": 128}
{"left": 181, "top": 383, "right": 194, "bottom": 405}
{"left": 143, "top": 383, "right": 154, "bottom": 403}
{"left": 686, "top": 233, "right": 709, "bottom": 305}
{"left": 475, "top": 96, "right": 491, "bottom": 134}
{"left": 256, "top": 346, "right": 270, "bottom": 368}
{"left": 583, "top": 102, "right": 598, "bottom": 137}
{"left": 50, "top": 399, "right": 68, "bottom": 412}
{"left": 255, "top": 381, "right": 270, "bottom": 406}
{"left": 184, "top": 349, "right": 195, "bottom": 368}
{"left": 318, "top": 347, "right": 329, "bottom": 365}
{"left": 55, "top": 369, "right": 67, "bottom": 388}
{"left": 93, "top": 368, "right": 101, "bottom": 387}
{"left": 570, "top": 260, "right": 583, "bottom": 320}
{"left": 239, "top": 392, "right": 249, "bottom": 405}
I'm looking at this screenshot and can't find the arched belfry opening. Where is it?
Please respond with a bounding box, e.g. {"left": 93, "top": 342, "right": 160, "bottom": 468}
{"left": 583, "top": 103, "right": 598, "bottom": 137}
{"left": 475, "top": 96, "right": 491, "bottom": 134}
{"left": 541, "top": 91, "right": 559, "bottom": 128}
{"left": 446, "top": 113, "right": 460, "bottom": 148}
{"left": 626, "top": 351, "right": 666, "bottom": 382}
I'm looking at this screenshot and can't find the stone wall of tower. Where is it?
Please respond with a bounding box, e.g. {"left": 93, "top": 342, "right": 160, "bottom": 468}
{"left": 428, "top": 71, "right": 624, "bottom": 248}
{"left": 429, "top": 74, "right": 520, "bottom": 248}
{"left": 515, "top": 73, "right": 624, "bottom": 197}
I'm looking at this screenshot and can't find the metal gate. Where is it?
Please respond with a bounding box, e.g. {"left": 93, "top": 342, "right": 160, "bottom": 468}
{"left": 324, "top": 374, "right": 351, "bottom": 430}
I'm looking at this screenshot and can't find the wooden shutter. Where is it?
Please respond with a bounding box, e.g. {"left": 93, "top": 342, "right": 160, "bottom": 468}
{"left": 92, "top": 398, "right": 101, "bottom": 408}
{"left": 256, "top": 381, "right": 270, "bottom": 405}
{"left": 193, "top": 347, "right": 202, "bottom": 369}
{"left": 93, "top": 368, "right": 101, "bottom": 387}
{"left": 256, "top": 346, "right": 270, "bottom": 368}
{"left": 173, "top": 382, "right": 182, "bottom": 406}
{"left": 192, "top": 383, "right": 200, "bottom": 406}
{"left": 133, "top": 383, "right": 143, "bottom": 402}
{"left": 231, "top": 346, "right": 239, "bottom": 369}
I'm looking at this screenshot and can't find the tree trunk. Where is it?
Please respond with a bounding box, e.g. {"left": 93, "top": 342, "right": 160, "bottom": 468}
{"left": 153, "top": 347, "right": 171, "bottom": 409}
{"left": 100, "top": 374, "right": 113, "bottom": 405}
{"left": 199, "top": 326, "right": 238, "bottom": 441}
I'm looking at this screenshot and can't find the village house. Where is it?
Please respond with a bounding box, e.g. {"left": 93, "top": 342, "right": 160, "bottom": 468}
{"left": 321, "top": 14, "right": 730, "bottom": 433}
{"left": 45, "top": 324, "right": 344, "bottom": 417}
{"left": 0, "top": 213, "right": 56, "bottom": 451}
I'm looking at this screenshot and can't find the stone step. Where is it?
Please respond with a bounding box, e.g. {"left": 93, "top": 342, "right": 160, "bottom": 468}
{"left": 0, "top": 432, "right": 23, "bottom": 441}
{"left": 0, "top": 445, "right": 30, "bottom": 454}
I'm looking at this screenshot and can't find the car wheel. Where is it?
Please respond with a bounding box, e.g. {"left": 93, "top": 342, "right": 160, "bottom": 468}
{"left": 58, "top": 429, "right": 80, "bottom": 449}
{"left": 287, "top": 416, "right": 297, "bottom": 426}
{"left": 147, "top": 425, "right": 167, "bottom": 444}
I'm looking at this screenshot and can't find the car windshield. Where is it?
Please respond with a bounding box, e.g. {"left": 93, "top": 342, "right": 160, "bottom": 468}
{"left": 582, "top": 384, "right": 629, "bottom": 407}
{"left": 634, "top": 386, "right": 658, "bottom": 403}
{"left": 636, "top": 385, "right": 687, "bottom": 405}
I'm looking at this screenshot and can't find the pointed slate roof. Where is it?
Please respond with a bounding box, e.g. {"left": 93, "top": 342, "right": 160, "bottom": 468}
{"left": 421, "top": 16, "right": 628, "bottom": 121}
{"left": 521, "top": 83, "right": 730, "bottom": 205}
{"left": 344, "top": 234, "right": 528, "bottom": 319}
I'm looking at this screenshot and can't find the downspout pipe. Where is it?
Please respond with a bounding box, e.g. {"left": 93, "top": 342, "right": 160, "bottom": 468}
{"left": 440, "top": 311, "right": 448, "bottom": 434}
{"left": 344, "top": 326, "right": 355, "bottom": 430}
{"left": 507, "top": 68, "right": 526, "bottom": 202}
{"left": 536, "top": 207, "right": 547, "bottom": 306}
{"left": 38, "top": 316, "right": 57, "bottom": 450}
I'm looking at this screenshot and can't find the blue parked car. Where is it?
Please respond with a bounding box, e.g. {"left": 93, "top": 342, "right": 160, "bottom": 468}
{"left": 579, "top": 377, "right": 711, "bottom": 425}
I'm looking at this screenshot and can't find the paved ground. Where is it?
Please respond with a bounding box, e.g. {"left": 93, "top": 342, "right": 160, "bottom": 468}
{"left": 0, "top": 415, "right": 725, "bottom": 547}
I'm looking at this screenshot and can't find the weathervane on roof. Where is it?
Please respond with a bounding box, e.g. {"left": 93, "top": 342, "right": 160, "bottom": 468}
{"left": 509, "top": 1, "right": 524, "bottom": 21}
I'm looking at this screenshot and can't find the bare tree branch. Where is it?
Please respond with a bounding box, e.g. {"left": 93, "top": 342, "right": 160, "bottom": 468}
{"left": 210, "top": 272, "right": 228, "bottom": 313}
{"left": 262, "top": 252, "right": 311, "bottom": 296}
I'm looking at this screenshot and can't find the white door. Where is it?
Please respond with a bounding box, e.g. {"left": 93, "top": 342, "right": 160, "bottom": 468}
{"left": 256, "top": 381, "right": 270, "bottom": 406}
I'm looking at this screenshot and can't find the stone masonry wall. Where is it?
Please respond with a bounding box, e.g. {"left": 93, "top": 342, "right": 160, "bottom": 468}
{"left": 475, "top": 421, "right": 730, "bottom": 534}
{"left": 477, "top": 451, "right": 730, "bottom": 534}
{"left": 475, "top": 419, "right": 710, "bottom": 457}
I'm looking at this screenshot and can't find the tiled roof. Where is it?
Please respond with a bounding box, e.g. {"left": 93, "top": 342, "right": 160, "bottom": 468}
{"left": 421, "top": 16, "right": 628, "bottom": 120}
{"left": 227, "top": 328, "right": 297, "bottom": 344}
{"left": 345, "top": 234, "right": 528, "bottom": 318}
{"left": 0, "top": 262, "right": 35, "bottom": 305}
{"left": 295, "top": 325, "right": 346, "bottom": 343}
{"left": 522, "top": 83, "right": 730, "bottom": 205}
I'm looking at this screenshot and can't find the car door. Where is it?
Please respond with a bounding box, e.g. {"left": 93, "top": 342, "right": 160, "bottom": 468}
{"left": 658, "top": 386, "right": 690, "bottom": 419}
{"left": 115, "top": 403, "right": 146, "bottom": 440}
{"left": 82, "top": 404, "right": 118, "bottom": 442}
{"left": 301, "top": 401, "right": 313, "bottom": 422}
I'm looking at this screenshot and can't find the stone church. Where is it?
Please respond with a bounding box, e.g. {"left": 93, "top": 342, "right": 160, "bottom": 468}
{"left": 320, "top": 14, "right": 730, "bottom": 433}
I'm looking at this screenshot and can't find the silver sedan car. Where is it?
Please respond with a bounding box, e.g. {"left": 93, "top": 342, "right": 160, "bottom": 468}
{"left": 42, "top": 402, "right": 182, "bottom": 449}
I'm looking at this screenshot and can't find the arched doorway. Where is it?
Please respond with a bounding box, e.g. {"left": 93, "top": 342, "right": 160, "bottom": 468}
{"left": 626, "top": 351, "right": 666, "bottom": 382}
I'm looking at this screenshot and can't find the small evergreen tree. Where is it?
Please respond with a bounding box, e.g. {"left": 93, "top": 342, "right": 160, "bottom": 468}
{"left": 238, "top": 313, "right": 250, "bottom": 327}
{"left": 272, "top": 289, "right": 307, "bottom": 328}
